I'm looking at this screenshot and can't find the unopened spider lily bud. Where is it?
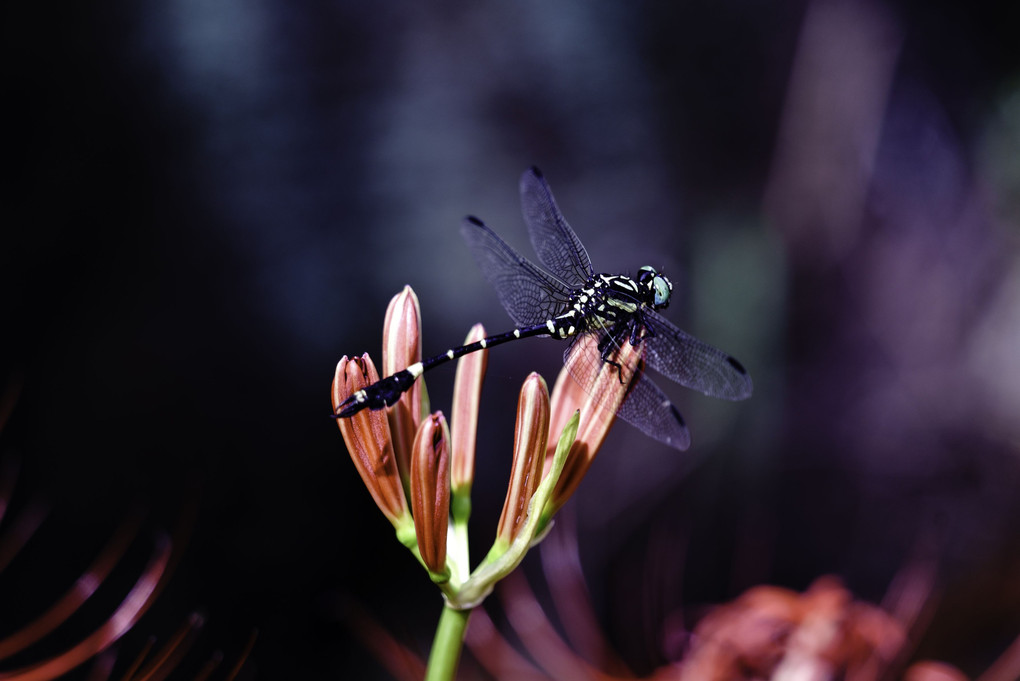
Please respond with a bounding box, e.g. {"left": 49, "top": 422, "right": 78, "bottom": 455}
{"left": 451, "top": 324, "right": 488, "bottom": 500}
{"left": 544, "top": 334, "right": 637, "bottom": 520}
{"left": 410, "top": 413, "right": 451, "bottom": 579}
{"left": 496, "top": 373, "right": 549, "bottom": 546}
{"left": 382, "top": 286, "right": 423, "bottom": 485}
{"left": 332, "top": 355, "right": 413, "bottom": 531}
{"left": 546, "top": 357, "right": 590, "bottom": 456}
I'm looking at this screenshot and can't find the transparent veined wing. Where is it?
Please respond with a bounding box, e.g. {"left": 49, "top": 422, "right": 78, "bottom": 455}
{"left": 616, "top": 369, "right": 692, "bottom": 450}
{"left": 639, "top": 310, "right": 753, "bottom": 400}
{"left": 460, "top": 216, "right": 573, "bottom": 327}
{"left": 519, "top": 167, "right": 594, "bottom": 289}
{"left": 562, "top": 329, "right": 691, "bottom": 451}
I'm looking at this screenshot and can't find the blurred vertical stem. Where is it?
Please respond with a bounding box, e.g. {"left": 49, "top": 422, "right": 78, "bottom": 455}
{"left": 424, "top": 605, "right": 471, "bottom": 681}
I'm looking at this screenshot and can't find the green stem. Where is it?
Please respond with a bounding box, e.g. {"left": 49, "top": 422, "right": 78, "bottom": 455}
{"left": 424, "top": 605, "right": 472, "bottom": 681}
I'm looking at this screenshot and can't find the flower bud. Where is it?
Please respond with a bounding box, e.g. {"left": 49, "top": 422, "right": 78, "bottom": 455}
{"left": 333, "top": 355, "right": 411, "bottom": 528}
{"left": 451, "top": 324, "right": 488, "bottom": 495}
{"left": 546, "top": 334, "right": 636, "bottom": 515}
{"left": 496, "top": 373, "right": 550, "bottom": 545}
{"left": 382, "top": 286, "right": 422, "bottom": 485}
{"left": 410, "top": 413, "right": 451, "bottom": 577}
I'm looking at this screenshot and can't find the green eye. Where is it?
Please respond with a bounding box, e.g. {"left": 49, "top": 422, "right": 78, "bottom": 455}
{"left": 653, "top": 276, "right": 671, "bottom": 307}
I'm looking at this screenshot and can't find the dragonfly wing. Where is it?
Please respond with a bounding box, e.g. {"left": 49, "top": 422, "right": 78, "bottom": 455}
{"left": 616, "top": 373, "right": 691, "bottom": 451}
{"left": 562, "top": 330, "right": 691, "bottom": 451}
{"left": 640, "top": 310, "right": 753, "bottom": 400}
{"left": 519, "top": 167, "right": 594, "bottom": 288}
{"left": 460, "top": 216, "right": 573, "bottom": 327}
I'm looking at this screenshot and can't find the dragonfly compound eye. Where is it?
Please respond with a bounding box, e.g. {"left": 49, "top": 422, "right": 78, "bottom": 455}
{"left": 650, "top": 274, "right": 671, "bottom": 308}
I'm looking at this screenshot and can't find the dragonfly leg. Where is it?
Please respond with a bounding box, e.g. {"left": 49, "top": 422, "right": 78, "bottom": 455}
{"left": 597, "top": 325, "right": 631, "bottom": 385}
{"left": 630, "top": 314, "right": 654, "bottom": 345}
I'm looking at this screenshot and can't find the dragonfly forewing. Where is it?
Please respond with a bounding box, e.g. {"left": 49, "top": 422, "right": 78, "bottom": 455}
{"left": 519, "top": 167, "right": 594, "bottom": 288}
{"left": 460, "top": 216, "right": 572, "bottom": 327}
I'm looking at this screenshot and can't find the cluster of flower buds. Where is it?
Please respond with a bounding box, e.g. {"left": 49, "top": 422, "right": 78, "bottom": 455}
{"left": 332, "top": 287, "right": 635, "bottom": 608}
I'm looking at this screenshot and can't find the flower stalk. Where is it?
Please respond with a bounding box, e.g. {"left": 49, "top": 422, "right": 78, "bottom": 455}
{"left": 424, "top": 605, "right": 472, "bottom": 681}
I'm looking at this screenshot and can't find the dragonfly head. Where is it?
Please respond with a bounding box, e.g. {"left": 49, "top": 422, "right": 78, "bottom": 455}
{"left": 638, "top": 266, "right": 673, "bottom": 309}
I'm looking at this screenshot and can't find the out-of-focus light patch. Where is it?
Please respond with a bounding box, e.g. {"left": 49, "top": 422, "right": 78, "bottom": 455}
{"left": 145, "top": 0, "right": 275, "bottom": 110}
{"left": 863, "top": 222, "right": 971, "bottom": 376}
{"left": 970, "top": 83, "right": 1020, "bottom": 447}
{"left": 967, "top": 258, "right": 1020, "bottom": 444}
{"left": 689, "top": 216, "right": 786, "bottom": 453}
{"left": 132, "top": 0, "right": 386, "bottom": 362}
{"left": 763, "top": 0, "right": 901, "bottom": 263}
{"left": 844, "top": 84, "right": 1008, "bottom": 470}
{"left": 980, "top": 83, "right": 1020, "bottom": 233}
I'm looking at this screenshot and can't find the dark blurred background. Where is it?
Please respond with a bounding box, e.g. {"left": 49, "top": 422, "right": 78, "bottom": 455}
{"left": 2, "top": 0, "right": 1018, "bottom": 678}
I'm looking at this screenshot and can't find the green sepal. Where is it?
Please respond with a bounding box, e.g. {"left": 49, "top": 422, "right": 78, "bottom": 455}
{"left": 395, "top": 514, "right": 418, "bottom": 549}
{"left": 428, "top": 566, "right": 452, "bottom": 584}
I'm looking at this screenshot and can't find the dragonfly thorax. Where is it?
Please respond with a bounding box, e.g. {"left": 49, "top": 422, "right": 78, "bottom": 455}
{"left": 551, "top": 269, "right": 673, "bottom": 340}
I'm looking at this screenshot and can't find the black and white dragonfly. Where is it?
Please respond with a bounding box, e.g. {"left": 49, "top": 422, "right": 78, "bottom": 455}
{"left": 335, "top": 167, "right": 752, "bottom": 450}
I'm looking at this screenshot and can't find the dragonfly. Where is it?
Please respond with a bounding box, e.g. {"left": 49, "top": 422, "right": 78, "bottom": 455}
{"left": 335, "top": 167, "right": 752, "bottom": 450}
